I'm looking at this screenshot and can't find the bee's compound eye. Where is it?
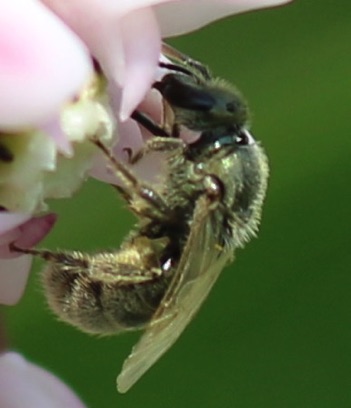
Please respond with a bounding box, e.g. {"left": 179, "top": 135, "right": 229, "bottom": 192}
{"left": 235, "top": 129, "right": 255, "bottom": 146}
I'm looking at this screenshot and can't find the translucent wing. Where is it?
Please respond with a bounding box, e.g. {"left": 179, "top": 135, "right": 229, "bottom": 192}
{"left": 162, "top": 43, "right": 190, "bottom": 64}
{"left": 117, "top": 195, "right": 232, "bottom": 393}
{"left": 161, "top": 43, "right": 211, "bottom": 80}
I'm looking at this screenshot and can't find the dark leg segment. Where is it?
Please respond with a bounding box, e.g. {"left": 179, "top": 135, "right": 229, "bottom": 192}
{"left": 131, "top": 110, "right": 170, "bottom": 137}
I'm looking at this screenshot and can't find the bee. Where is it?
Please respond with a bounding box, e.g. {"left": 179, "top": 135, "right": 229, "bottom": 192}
{"left": 13, "top": 44, "right": 269, "bottom": 393}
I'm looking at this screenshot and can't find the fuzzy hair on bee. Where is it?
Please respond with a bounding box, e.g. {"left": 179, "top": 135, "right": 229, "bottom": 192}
{"left": 13, "top": 43, "right": 269, "bottom": 393}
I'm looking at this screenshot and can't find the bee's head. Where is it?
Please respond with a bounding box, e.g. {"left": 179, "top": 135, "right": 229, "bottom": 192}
{"left": 155, "top": 74, "right": 249, "bottom": 131}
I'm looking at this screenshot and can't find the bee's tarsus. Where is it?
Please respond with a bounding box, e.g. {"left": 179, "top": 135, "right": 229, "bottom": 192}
{"left": 122, "top": 147, "right": 133, "bottom": 163}
{"left": 92, "top": 138, "right": 139, "bottom": 188}
{"left": 91, "top": 137, "right": 111, "bottom": 157}
{"left": 10, "top": 243, "right": 30, "bottom": 255}
{"left": 10, "top": 243, "right": 54, "bottom": 261}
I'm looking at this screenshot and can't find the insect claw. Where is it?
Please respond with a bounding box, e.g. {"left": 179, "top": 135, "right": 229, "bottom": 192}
{"left": 122, "top": 147, "right": 134, "bottom": 164}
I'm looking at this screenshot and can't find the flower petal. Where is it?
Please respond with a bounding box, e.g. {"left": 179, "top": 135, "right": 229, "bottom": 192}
{"left": 155, "top": 0, "right": 293, "bottom": 37}
{"left": 119, "top": 8, "right": 161, "bottom": 120}
{"left": 0, "top": 256, "right": 32, "bottom": 305}
{"left": 0, "top": 213, "right": 31, "bottom": 235}
{"left": 90, "top": 118, "right": 144, "bottom": 184}
{"left": 16, "top": 213, "right": 57, "bottom": 249}
{"left": 0, "top": 352, "right": 86, "bottom": 407}
{"left": 0, "top": 0, "right": 92, "bottom": 130}
{"left": 43, "top": 1, "right": 162, "bottom": 120}
{"left": 0, "top": 213, "right": 57, "bottom": 259}
{"left": 41, "top": 0, "right": 127, "bottom": 84}
{"left": 0, "top": 213, "right": 56, "bottom": 304}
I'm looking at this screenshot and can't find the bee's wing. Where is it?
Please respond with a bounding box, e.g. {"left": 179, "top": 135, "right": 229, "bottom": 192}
{"left": 117, "top": 195, "right": 232, "bottom": 393}
{"left": 162, "top": 43, "right": 190, "bottom": 64}
{"left": 161, "top": 43, "right": 211, "bottom": 80}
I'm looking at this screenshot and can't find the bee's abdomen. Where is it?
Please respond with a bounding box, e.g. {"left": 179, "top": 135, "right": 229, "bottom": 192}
{"left": 41, "top": 250, "right": 170, "bottom": 335}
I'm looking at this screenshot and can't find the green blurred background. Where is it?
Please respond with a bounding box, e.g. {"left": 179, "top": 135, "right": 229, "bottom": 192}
{"left": 4, "top": 1, "right": 351, "bottom": 407}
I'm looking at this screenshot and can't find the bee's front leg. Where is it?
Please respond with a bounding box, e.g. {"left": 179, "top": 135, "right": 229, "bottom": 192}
{"left": 93, "top": 139, "right": 171, "bottom": 219}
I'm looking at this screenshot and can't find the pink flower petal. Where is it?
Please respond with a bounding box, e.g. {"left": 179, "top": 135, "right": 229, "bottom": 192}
{"left": 0, "top": 213, "right": 56, "bottom": 304}
{"left": 42, "top": 1, "right": 161, "bottom": 120}
{"left": 119, "top": 7, "right": 161, "bottom": 120}
{"left": 0, "top": 0, "right": 92, "bottom": 130}
{"left": 0, "top": 256, "right": 32, "bottom": 305}
{"left": 0, "top": 213, "right": 31, "bottom": 235}
{"left": 16, "top": 213, "right": 57, "bottom": 249}
{"left": 155, "top": 0, "right": 293, "bottom": 37}
{"left": 0, "top": 213, "right": 57, "bottom": 259}
{"left": 0, "top": 352, "right": 86, "bottom": 407}
{"left": 41, "top": 0, "right": 126, "bottom": 84}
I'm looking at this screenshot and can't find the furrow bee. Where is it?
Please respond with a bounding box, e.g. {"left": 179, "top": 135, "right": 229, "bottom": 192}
{"left": 13, "top": 43, "right": 269, "bottom": 393}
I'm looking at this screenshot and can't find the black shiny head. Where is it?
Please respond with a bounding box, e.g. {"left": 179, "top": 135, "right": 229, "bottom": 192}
{"left": 154, "top": 73, "right": 249, "bottom": 132}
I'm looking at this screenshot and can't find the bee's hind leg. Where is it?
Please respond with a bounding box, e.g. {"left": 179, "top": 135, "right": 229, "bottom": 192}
{"left": 9, "top": 243, "right": 86, "bottom": 268}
